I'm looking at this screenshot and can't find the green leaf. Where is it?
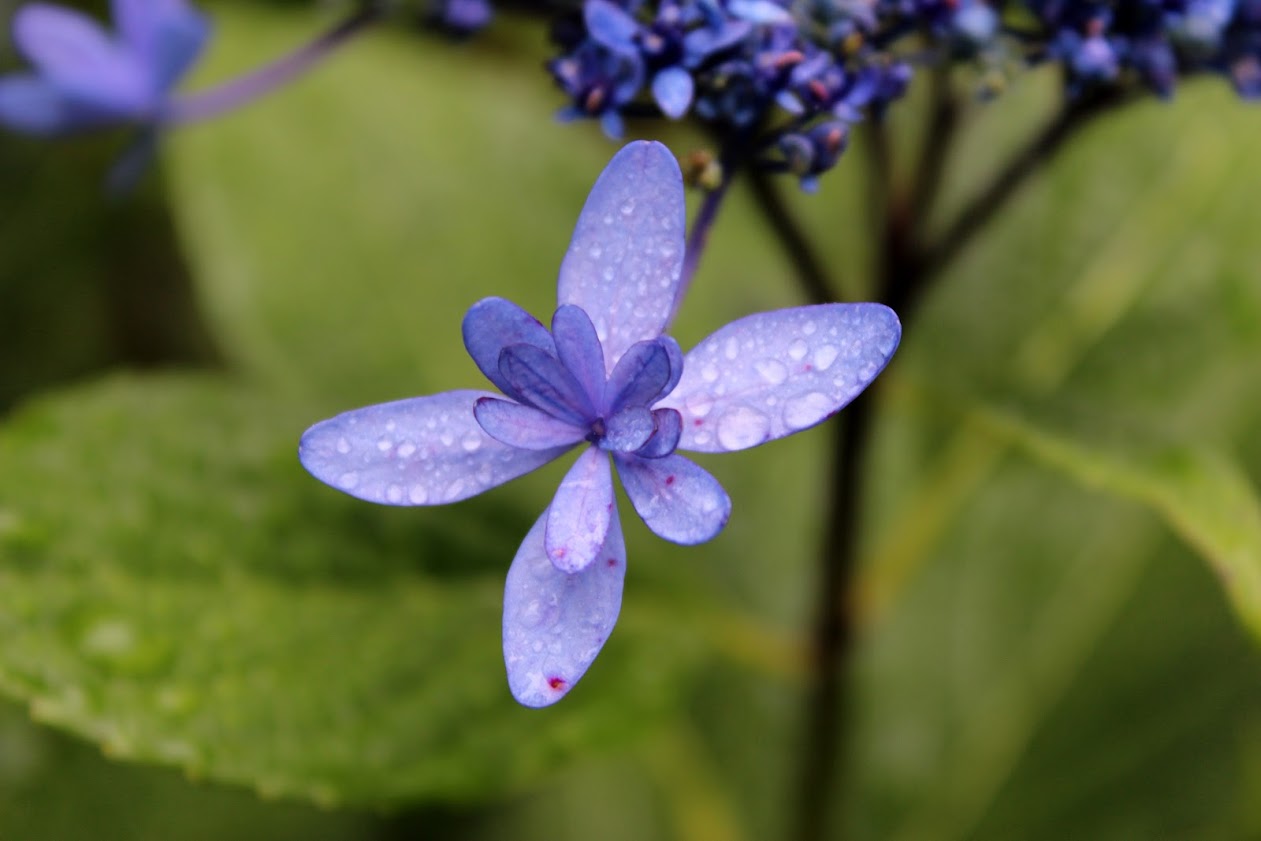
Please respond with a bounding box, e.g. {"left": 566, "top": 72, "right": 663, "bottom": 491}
{"left": 0, "top": 375, "right": 700, "bottom": 807}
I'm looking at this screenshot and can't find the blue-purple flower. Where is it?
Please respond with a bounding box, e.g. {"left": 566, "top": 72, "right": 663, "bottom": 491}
{"left": 0, "top": 0, "right": 209, "bottom": 136}
{"left": 299, "top": 141, "right": 901, "bottom": 707}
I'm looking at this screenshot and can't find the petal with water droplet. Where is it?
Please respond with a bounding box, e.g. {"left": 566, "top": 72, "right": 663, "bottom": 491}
{"left": 615, "top": 453, "right": 731, "bottom": 544}
{"left": 504, "top": 507, "right": 625, "bottom": 708}
{"left": 299, "top": 390, "right": 570, "bottom": 506}
{"left": 557, "top": 141, "right": 685, "bottom": 373}
{"left": 659, "top": 304, "right": 901, "bottom": 452}
{"left": 545, "top": 446, "right": 615, "bottom": 573}
{"left": 474, "top": 398, "right": 586, "bottom": 450}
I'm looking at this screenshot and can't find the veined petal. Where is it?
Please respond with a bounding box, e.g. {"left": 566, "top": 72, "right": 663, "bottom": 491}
{"left": 635, "top": 408, "right": 681, "bottom": 458}
{"left": 603, "top": 406, "right": 655, "bottom": 452}
{"left": 500, "top": 343, "right": 596, "bottom": 425}
{"left": 545, "top": 447, "right": 615, "bottom": 573}
{"left": 651, "top": 66, "right": 693, "bottom": 119}
{"left": 615, "top": 453, "right": 730, "bottom": 544}
{"left": 584, "top": 0, "right": 640, "bottom": 54}
{"left": 604, "top": 338, "right": 672, "bottom": 413}
{"left": 552, "top": 305, "right": 607, "bottom": 411}
{"left": 462, "top": 297, "right": 555, "bottom": 400}
{"left": 14, "top": 3, "right": 151, "bottom": 111}
{"left": 504, "top": 507, "right": 625, "bottom": 708}
{"left": 659, "top": 304, "right": 901, "bottom": 452}
{"left": 557, "top": 141, "right": 685, "bottom": 374}
{"left": 474, "top": 397, "right": 586, "bottom": 450}
{"left": 299, "top": 390, "right": 569, "bottom": 506}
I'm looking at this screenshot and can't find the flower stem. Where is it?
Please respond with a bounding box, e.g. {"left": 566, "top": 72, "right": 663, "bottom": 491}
{"left": 165, "top": 3, "right": 382, "bottom": 126}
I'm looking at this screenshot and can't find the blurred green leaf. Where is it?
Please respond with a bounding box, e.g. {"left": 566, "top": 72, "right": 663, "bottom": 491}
{"left": 0, "top": 374, "right": 702, "bottom": 807}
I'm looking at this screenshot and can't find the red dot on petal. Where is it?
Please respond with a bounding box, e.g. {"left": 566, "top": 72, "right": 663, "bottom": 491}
{"left": 665, "top": 475, "right": 676, "bottom": 485}
{"left": 548, "top": 676, "right": 568, "bottom": 691}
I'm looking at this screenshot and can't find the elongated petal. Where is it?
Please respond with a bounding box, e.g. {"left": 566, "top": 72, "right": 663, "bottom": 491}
{"left": 504, "top": 507, "right": 625, "bottom": 707}
{"left": 584, "top": 0, "right": 639, "bottom": 53}
{"left": 462, "top": 297, "right": 555, "bottom": 400}
{"left": 615, "top": 453, "right": 731, "bottom": 544}
{"left": 299, "top": 390, "right": 569, "bottom": 506}
{"left": 545, "top": 447, "right": 615, "bottom": 573}
{"left": 635, "top": 408, "right": 681, "bottom": 458}
{"left": 14, "top": 3, "right": 150, "bottom": 110}
{"left": 113, "top": 0, "right": 208, "bottom": 90}
{"left": 500, "top": 344, "right": 595, "bottom": 425}
{"left": 474, "top": 397, "right": 586, "bottom": 450}
{"left": 651, "top": 66, "right": 694, "bottom": 119}
{"left": 0, "top": 74, "right": 78, "bottom": 134}
{"left": 557, "top": 141, "right": 685, "bottom": 374}
{"left": 659, "top": 304, "right": 901, "bottom": 452}
{"left": 552, "top": 305, "right": 606, "bottom": 411}
{"left": 603, "top": 406, "right": 655, "bottom": 452}
{"left": 604, "top": 338, "right": 671, "bottom": 413}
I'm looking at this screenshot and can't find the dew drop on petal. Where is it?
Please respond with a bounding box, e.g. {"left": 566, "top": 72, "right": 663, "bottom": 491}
{"left": 476, "top": 463, "right": 494, "bottom": 485}
{"left": 813, "top": 345, "right": 838, "bottom": 371}
{"left": 377, "top": 438, "right": 392, "bottom": 452}
{"left": 694, "top": 430, "right": 712, "bottom": 446}
{"left": 685, "top": 392, "right": 714, "bottom": 418}
{"left": 788, "top": 339, "right": 809, "bottom": 361}
{"left": 336, "top": 437, "right": 351, "bottom": 455}
{"left": 803, "top": 321, "right": 817, "bottom": 336}
{"left": 716, "top": 406, "right": 771, "bottom": 450}
{"left": 445, "top": 479, "right": 466, "bottom": 501}
{"left": 783, "top": 392, "right": 833, "bottom": 430}
{"left": 337, "top": 471, "right": 359, "bottom": 490}
{"left": 754, "top": 359, "right": 788, "bottom": 385}
{"left": 409, "top": 484, "right": 429, "bottom": 504}
{"left": 440, "top": 432, "right": 455, "bottom": 447}
{"left": 462, "top": 432, "right": 482, "bottom": 453}
{"left": 386, "top": 484, "right": 404, "bottom": 503}
{"left": 397, "top": 441, "right": 416, "bottom": 458}
{"left": 620, "top": 199, "right": 635, "bottom": 215}
{"left": 701, "top": 363, "right": 720, "bottom": 383}
{"left": 589, "top": 245, "right": 603, "bottom": 259}
{"left": 724, "top": 337, "right": 740, "bottom": 360}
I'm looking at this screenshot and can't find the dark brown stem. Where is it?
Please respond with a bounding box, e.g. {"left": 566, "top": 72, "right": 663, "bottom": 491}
{"left": 744, "top": 168, "right": 835, "bottom": 306}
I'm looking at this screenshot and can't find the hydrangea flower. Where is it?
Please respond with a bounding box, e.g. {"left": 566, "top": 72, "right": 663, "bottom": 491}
{"left": 0, "top": 0, "right": 209, "bottom": 135}
{"left": 299, "top": 141, "right": 901, "bottom": 707}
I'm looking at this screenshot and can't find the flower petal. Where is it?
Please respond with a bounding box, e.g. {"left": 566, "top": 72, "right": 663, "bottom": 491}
{"left": 13, "top": 3, "right": 151, "bottom": 111}
{"left": 614, "top": 453, "right": 731, "bottom": 544}
{"left": 503, "top": 507, "right": 625, "bottom": 708}
{"left": 474, "top": 397, "right": 586, "bottom": 450}
{"left": 552, "top": 304, "right": 607, "bottom": 412}
{"left": 545, "top": 446, "right": 615, "bottom": 573}
{"left": 557, "top": 141, "right": 685, "bottom": 374}
{"left": 584, "top": 0, "right": 639, "bottom": 54}
{"left": 651, "top": 66, "right": 694, "bottom": 119}
{"left": 299, "top": 390, "right": 570, "bottom": 506}
{"left": 462, "top": 297, "right": 555, "bottom": 400}
{"left": 604, "top": 338, "right": 672, "bottom": 413}
{"left": 603, "top": 406, "right": 655, "bottom": 452}
{"left": 635, "top": 408, "right": 681, "bottom": 458}
{"left": 500, "top": 343, "right": 596, "bottom": 425}
{"left": 113, "top": 0, "right": 209, "bottom": 91}
{"left": 659, "top": 304, "right": 901, "bottom": 452}
{"left": 0, "top": 74, "right": 79, "bottom": 134}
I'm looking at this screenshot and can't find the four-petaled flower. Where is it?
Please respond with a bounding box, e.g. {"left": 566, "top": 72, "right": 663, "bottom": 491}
{"left": 0, "top": 0, "right": 209, "bottom": 136}
{"left": 299, "top": 141, "right": 901, "bottom": 707}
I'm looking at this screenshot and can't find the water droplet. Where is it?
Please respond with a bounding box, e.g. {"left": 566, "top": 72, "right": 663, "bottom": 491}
{"left": 788, "top": 339, "right": 809, "bottom": 361}
{"left": 701, "top": 363, "right": 720, "bottom": 382}
{"left": 520, "top": 600, "right": 545, "bottom": 628}
{"left": 783, "top": 392, "right": 832, "bottom": 430}
{"left": 716, "top": 406, "right": 771, "bottom": 450}
{"left": 803, "top": 321, "right": 817, "bottom": 336}
{"left": 439, "top": 432, "right": 454, "bottom": 447}
{"left": 386, "top": 484, "right": 403, "bottom": 503}
{"left": 813, "top": 345, "right": 838, "bottom": 371}
{"left": 336, "top": 437, "right": 350, "bottom": 455}
{"left": 602, "top": 214, "right": 613, "bottom": 225}
{"left": 620, "top": 198, "right": 635, "bottom": 215}
{"left": 694, "top": 430, "right": 712, "bottom": 446}
{"left": 337, "top": 471, "right": 359, "bottom": 490}
{"left": 685, "top": 392, "right": 714, "bottom": 417}
{"left": 385, "top": 421, "right": 396, "bottom": 432}
{"left": 603, "top": 266, "right": 615, "bottom": 282}
{"left": 397, "top": 441, "right": 416, "bottom": 458}
{"left": 476, "top": 463, "right": 494, "bottom": 485}
{"left": 724, "top": 337, "right": 740, "bottom": 360}
{"left": 462, "top": 432, "right": 482, "bottom": 453}
{"left": 589, "top": 245, "right": 602, "bottom": 259}
{"left": 409, "top": 484, "right": 429, "bottom": 504}
{"left": 445, "top": 479, "right": 466, "bottom": 500}
{"left": 755, "top": 359, "right": 788, "bottom": 385}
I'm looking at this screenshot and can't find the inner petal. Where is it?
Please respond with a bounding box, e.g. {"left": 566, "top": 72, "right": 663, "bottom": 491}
{"left": 500, "top": 343, "right": 596, "bottom": 426}
{"left": 552, "top": 304, "right": 608, "bottom": 412}
{"left": 604, "top": 338, "right": 674, "bottom": 413}
{"left": 601, "top": 406, "right": 655, "bottom": 452}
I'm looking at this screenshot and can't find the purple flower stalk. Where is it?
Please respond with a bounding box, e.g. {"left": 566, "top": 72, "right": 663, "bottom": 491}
{"left": 298, "top": 141, "right": 901, "bottom": 707}
{"left": 0, "top": 0, "right": 209, "bottom": 135}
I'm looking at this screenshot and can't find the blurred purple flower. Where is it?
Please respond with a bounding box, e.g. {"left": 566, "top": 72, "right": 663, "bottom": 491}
{"left": 0, "top": 0, "right": 209, "bottom": 135}
{"left": 299, "top": 141, "right": 901, "bottom": 707}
